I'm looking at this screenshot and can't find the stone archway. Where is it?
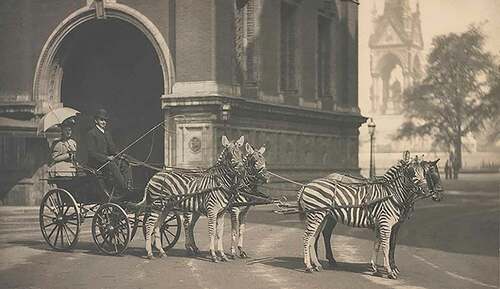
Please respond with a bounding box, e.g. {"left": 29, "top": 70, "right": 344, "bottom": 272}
{"left": 371, "top": 53, "right": 406, "bottom": 115}
{"left": 33, "top": 2, "right": 174, "bottom": 114}
{"left": 33, "top": 3, "right": 175, "bottom": 182}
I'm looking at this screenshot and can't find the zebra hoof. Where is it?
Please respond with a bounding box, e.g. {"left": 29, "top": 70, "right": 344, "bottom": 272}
{"left": 305, "top": 267, "right": 314, "bottom": 273}
{"left": 210, "top": 256, "right": 218, "bottom": 263}
{"left": 327, "top": 259, "right": 337, "bottom": 267}
{"left": 158, "top": 252, "right": 166, "bottom": 258}
{"left": 186, "top": 248, "right": 195, "bottom": 256}
{"left": 239, "top": 251, "right": 249, "bottom": 259}
{"left": 388, "top": 272, "right": 398, "bottom": 280}
{"left": 392, "top": 266, "right": 400, "bottom": 275}
{"left": 228, "top": 254, "right": 236, "bottom": 260}
{"left": 146, "top": 254, "right": 154, "bottom": 260}
{"left": 220, "top": 255, "right": 229, "bottom": 262}
{"left": 314, "top": 265, "right": 323, "bottom": 272}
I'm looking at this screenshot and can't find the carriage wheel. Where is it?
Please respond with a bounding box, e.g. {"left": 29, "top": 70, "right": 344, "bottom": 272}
{"left": 142, "top": 211, "right": 181, "bottom": 251}
{"left": 39, "top": 189, "right": 81, "bottom": 251}
{"left": 92, "top": 203, "right": 130, "bottom": 255}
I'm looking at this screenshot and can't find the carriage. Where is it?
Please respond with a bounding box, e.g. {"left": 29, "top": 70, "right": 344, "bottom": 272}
{"left": 38, "top": 164, "right": 182, "bottom": 255}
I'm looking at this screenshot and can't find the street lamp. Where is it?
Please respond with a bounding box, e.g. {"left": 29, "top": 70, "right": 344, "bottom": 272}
{"left": 368, "top": 118, "right": 376, "bottom": 179}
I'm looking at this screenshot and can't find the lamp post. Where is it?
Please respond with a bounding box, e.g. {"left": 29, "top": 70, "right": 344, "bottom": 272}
{"left": 368, "top": 118, "right": 376, "bottom": 178}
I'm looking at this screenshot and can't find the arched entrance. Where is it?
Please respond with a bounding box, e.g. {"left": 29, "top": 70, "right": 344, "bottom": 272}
{"left": 33, "top": 3, "right": 174, "bottom": 184}
{"left": 371, "top": 53, "right": 405, "bottom": 115}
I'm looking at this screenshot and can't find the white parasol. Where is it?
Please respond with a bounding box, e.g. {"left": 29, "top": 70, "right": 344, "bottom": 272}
{"left": 37, "top": 107, "right": 80, "bottom": 135}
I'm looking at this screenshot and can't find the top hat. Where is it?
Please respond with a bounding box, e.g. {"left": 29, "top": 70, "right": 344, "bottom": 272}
{"left": 94, "top": 108, "right": 109, "bottom": 120}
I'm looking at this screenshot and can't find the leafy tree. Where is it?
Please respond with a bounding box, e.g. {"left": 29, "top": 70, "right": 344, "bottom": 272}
{"left": 396, "top": 25, "right": 500, "bottom": 169}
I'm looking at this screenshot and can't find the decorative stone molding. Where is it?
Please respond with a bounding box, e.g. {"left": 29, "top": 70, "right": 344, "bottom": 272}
{"left": 169, "top": 81, "right": 234, "bottom": 98}
{"left": 299, "top": 97, "right": 322, "bottom": 109}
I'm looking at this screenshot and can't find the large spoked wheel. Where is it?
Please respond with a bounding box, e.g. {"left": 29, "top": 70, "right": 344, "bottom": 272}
{"left": 39, "top": 189, "right": 81, "bottom": 251}
{"left": 142, "top": 211, "right": 181, "bottom": 251}
{"left": 92, "top": 203, "right": 130, "bottom": 255}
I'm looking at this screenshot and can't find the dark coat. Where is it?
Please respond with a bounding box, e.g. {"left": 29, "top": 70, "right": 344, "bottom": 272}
{"left": 87, "top": 126, "right": 117, "bottom": 167}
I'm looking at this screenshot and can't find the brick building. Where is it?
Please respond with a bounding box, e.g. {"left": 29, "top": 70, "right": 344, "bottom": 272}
{"left": 0, "top": 0, "right": 365, "bottom": 205}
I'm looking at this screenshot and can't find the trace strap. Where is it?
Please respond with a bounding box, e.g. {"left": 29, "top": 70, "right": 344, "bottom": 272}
{"left": 268, "top": 171, "right": 305, "bottom": 186}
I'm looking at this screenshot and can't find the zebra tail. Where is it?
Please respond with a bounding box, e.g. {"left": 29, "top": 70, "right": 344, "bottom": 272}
{"left": 297, "top": 186, "right": 306, "bottom": 222}
{"left": 127, "top": 188, "right": 148, "bottom": 213}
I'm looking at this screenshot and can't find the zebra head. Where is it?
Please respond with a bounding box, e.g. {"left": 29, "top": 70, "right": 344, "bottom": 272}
{"left": 244, "top": 143, "right": 270, "bottom": 184}
{"left": 406, "top": 157, "right": 442, "bottom": 201}
{"left": 220, "top": 135, "right": 246, "bottom": 177}
{"left": 422, "top": 159, "right": 444, "bottom": 202}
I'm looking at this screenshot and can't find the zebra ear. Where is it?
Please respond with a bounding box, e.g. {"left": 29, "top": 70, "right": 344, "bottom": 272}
{"left": 258, "top": 145, "right": 266, "bottom": 155}
{"left": 245, "top": 142, "right": 254, "bottom": 154}
{"left": 236, "top": 136, "right": 245, "bottom": 147}
{"left": 222, "top": 135, "right": 230, "bottom": 147}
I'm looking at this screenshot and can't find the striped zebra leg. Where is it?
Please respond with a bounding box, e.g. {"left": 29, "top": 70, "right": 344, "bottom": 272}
{"left": 389, "top": 222, "right": 402, "bottom": 275}
{"left": 237, "top": 206, "right": 250, "bottom": 258}
{"left": 370, "top": 230, "right": 381, "bottom": 273}
{"left": 154, "top": 211, "right": 167, "bottom": 258}
{"left": 379, "top": 223, "right": 397, "bottom": 279}
{"left": 310, "top": 213, "right": 328, "bottom": 271}
{"left": 229, "top": 207, "right": 239, "bottom": 259}
{"left": 183, "top": 212, "right": 200, "bottom": 255}
{"left": 303, "top": 211, "right": 327, "bottom": 272}
{"left": 144, "top": 211, "right": 161, "bottom": 259}
{"left": 215, "top": 211, "right": 229, "bottom": 262}
{"left": 207, "top": 210, "right": 219, "bottom": 262}
{"left": 315, "top": 214, "right": 337, "bottom": 267}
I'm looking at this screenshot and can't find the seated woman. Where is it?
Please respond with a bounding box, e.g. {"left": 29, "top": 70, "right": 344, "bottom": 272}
{"left": 48, "top": 118, "right": 78, "bottom": 177}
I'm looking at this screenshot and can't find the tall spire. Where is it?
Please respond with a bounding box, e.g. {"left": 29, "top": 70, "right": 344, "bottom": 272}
{"left": 384, "top": 0, "right": 411, "bottom": 17}
{"left": 371, "top": 1, "right": 378, "bottom": 20}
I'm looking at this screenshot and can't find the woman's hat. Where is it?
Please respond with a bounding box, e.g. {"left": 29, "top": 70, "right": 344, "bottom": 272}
{"left": 60, "top": 118, "right": 76, "bottom": 128}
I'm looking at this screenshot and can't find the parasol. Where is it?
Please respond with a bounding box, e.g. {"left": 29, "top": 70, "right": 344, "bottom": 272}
{"left": 37, "top": 107, "right": 80, "bottom": 135}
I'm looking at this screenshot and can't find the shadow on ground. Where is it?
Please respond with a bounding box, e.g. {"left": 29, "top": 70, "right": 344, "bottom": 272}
{"left": 247, "top": 255, "right": 372, "bottom": 275}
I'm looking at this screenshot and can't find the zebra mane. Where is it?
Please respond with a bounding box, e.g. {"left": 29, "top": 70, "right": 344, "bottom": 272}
{"left": 379, "top": 161, "right": 408, "bottom": 183}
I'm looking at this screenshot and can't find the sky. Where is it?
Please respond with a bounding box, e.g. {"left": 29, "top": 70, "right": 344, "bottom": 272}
{"left": 358, "top": 0, "right": 500, "bottom": 114}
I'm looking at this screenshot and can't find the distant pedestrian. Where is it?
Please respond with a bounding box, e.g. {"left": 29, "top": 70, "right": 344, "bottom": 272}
{"left": 444, "top": 160, "right": 451, "bottom": 179}
{"left": 452, "top": 157, "right": 459, "bottom": 179}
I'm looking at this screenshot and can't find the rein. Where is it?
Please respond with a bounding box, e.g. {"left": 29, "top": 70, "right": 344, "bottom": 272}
{"left": 268, "top": 171, "right": 305, "bottom": 186}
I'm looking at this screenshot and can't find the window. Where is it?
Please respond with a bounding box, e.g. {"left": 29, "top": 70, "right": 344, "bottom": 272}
{"left": 234, "top": 0, "right": 258, "bottom": 94}
{"left": 317, "top": 15, "right": 331, "bottom": 98}
{"left": 280, "top": 1, "right": 297, "bottom": 93}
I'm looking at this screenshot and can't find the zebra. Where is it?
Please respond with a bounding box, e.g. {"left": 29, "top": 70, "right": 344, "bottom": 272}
{"left": 298, "top": 157, "right": 443, "bottom": 278}
{"left": 136, "top": 135, "right": 246, "bottom": 261}
{"left": 229, "top": 143, "right": 269, "bottom": 259}
{"left": 182, "top": 143, "right": 270, "bottom": 259}
{"left": 318, "top": 159, "right": 443, "bottom": 277}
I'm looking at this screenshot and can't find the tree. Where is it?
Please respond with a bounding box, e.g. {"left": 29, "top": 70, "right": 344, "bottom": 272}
{"left": 396, "top": 25, "right": 500, "bottom": 169}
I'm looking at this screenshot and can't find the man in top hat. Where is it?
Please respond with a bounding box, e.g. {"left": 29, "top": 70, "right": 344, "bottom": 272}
{"left": 87, "top": 108, "right": 131, "bottom": 201}
{"left": 49, "top": 118, "right": 78, "bottom": 177}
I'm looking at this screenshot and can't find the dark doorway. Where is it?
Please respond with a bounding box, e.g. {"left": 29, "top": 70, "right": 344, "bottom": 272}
{"left": 59, "top": 18, "right": 164, "bottom": 186}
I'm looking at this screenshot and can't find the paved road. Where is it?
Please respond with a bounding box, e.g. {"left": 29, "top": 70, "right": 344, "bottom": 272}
{"left": 0, "top": 186, "right": 498, "bottom": 289}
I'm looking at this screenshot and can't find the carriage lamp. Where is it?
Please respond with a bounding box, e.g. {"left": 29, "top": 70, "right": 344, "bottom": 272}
{"left": 221, "top": 103, "right": 231, "bottom": 122}
{"left": 368, "top": 118, "right": 376, "bottom": 178}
